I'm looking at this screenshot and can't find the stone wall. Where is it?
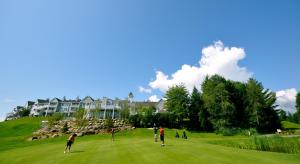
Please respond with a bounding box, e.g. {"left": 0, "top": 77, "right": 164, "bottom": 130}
{"left": 30, "top": 119, "right": 132, "bottom": 140}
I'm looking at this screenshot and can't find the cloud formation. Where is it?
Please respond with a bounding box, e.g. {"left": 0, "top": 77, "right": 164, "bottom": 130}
{"left": 149, "top": 41, "right": 253, "bottom": 92}
{"left": 138, "top": 86, "right": 152, "bottom": 94}
{"left": 148, "top": 95, "right": 160, "bottom": 102}
{"left": 276, "top": 88, "right": 297, "bottom": 113}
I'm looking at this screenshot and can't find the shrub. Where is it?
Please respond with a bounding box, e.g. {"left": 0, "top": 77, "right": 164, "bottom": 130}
{"left": 48, "top": 113, "right": 64, "bottom": 127}
{"left": 105, "top": 118, "right": 114, "bottom": 130}
{"left": 61, "top": 122, "right": 68, "bottom": 133}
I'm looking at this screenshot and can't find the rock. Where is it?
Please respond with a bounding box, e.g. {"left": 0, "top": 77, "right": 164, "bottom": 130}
{"left": 31, "top": 136, "right": 39, "bottom": 141}
{"left": 51, "top": 134, "right": 59, "bottom": 138}
{"left": 77, "top": 132, "right": 84, "bottom": 137}
{"left": 51, "top": 129, "right": 59, "bottom": 133}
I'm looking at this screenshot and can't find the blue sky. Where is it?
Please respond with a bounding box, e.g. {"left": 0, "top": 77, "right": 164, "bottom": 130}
{"left": 1, "top": 0, "right": 300, "bottom": 120}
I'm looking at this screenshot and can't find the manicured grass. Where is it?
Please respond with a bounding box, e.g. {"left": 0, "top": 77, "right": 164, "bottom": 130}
{"left": 281, "top": 121, "right": 300, "bottom": 130}
{"left": 1, "top": 119, "right": 300, "bottom": 163}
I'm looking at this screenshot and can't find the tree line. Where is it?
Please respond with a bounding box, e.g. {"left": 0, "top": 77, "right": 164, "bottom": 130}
{"left": 158, "top": 75, "right": 290, "bottom": 133}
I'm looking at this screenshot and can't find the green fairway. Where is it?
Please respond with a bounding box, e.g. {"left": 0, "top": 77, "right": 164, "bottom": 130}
{"left": 282, "top": 121, "right": 300, "bottom": 129}
{"left": 1, "top": 119, "right": 300, "bottom": 164}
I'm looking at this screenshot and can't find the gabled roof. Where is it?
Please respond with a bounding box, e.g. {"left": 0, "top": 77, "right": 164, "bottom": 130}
{"left": 51, "top": 98, "right": 62, "bottom": 102}
{"left": 82, "top": 96, "right": 94, "bottom": 102}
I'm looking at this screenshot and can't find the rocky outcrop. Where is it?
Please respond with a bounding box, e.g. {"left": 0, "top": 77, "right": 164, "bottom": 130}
{"left": 30, "top": 119, "right": 132, "bottom": 140}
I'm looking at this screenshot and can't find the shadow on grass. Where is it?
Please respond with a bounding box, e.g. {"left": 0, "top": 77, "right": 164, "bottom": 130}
{"left": 71, "top": 150, "right": 85, "bottom": 153}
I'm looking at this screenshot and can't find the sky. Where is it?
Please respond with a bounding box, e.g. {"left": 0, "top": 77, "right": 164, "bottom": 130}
{"left": 0, "top": 0, "right": 300, "bottom": 121}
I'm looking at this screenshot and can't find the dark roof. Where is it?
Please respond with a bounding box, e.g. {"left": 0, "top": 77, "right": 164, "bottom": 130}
{"left": 51, "top": 98, "right": 62, "bottom": 102}
{"left": 37, "top": 99, "right": 49, "bottom": 103}
{"left": 27, "top": 101, "right": 35, "bottom": 106}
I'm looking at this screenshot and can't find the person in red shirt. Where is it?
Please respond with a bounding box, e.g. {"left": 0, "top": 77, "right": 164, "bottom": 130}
{"left": 159, "top": 126, "right": 165, "bottom": 146}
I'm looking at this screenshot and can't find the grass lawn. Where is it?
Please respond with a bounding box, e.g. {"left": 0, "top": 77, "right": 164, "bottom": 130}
{"left": 281, "top": 121, "right": 300, "bottom": 129}
{"left": 1, "top": 118, "right": 300, "bottom": 164}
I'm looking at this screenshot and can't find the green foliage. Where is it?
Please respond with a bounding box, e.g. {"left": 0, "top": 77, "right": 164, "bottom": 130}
{"left": 211, "top": 135, "right": 300, "bottom": 154}
{"left": 153, "top": 112, "right": 177, "bottom": 128}
{"left": 75, "top": 108, "right": 88, "bottom": 127}
{"left": 187, "top": 87, "right": 202, "bottom": 130}
{"left": 277, "top": 109, "right": 287, "bottom": 121}
{"left": 120, "top": 108, "right": 130, "bottom": 120}
{"left": 129, "top": 114, "right": 142, "bottom": 127}
{"left": 104, "top": 118, "right": 114, "bottom": 130}
{"left": 216, "top": 128, "right": 257, "bottom": 136}
{"left": 245, "top": 79, "right": 280, "bottom": 132}
{"left": 140, "top": 106, "right": 155, "bottom": 127}
{"left": 164, "top": 84, "right": 190, "bottom": 126}
{"left": 17, "top": 108, "right": 31, "bottom": 117}
{"left": 61, "top": 122, "right": 68, "bottom": 133}
{"left": 91, "top": 108, "right": 100, "bottom": 120}
{"left": 202, "top": 75, "right": 236, "bottom": 130}
{"left": 48, "top": 113, "right": 64, "bottom": 127}
{"left": 250, "top": 135, "right": 300, "bottom": 154}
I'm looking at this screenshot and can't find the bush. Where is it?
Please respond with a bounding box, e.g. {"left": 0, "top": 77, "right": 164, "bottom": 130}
{"left": 48, "top": 113, "right": 64, "bottom": 127}
{"left": 104, "top": 118, "right": 114, "bottom": 130}
{"left": 61, "top": 122, "right": 68, "bottom": 133}
{"left": 129, "top": 114, "right": 142, "bottom": 127}
{"left": 250, "top": 135, "right": 300, "bottom": 154}
{"left": 211, "top": 135, "right": 300, "bottom": 154}
{"left": 75, "top": 108, "right": 88, "bottom": 128}
{"left": 216, "top": 127, "right": 243, "bottom": 136}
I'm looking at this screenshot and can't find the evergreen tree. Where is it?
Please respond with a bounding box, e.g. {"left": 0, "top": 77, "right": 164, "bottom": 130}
{"left": 245, "top": 79, "right": 280, "bottom": 132}
{"left": 202, "top": 75, "right": 235, "bottom": 130}
{"left": 187, "top": 87, "right": 202, "bottom": 130}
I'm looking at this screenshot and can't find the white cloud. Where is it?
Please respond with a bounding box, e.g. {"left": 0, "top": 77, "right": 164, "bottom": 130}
{"left": 149, "top": 41, "right": 253, "bottom": 92}
{"left": 3, "top": 98, "right": 16, "bottom": 103}
{"left": 148, "top": 95, "right": 160, "bottom": 102}
{"left": 138, "top": 86, "right": 152, "bottom": 94}
{"left": 276, "top": 88, "right": 297, "bottom": 113}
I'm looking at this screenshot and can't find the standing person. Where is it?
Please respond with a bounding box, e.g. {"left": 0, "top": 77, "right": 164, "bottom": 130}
{"left": 64, "top": 133, "right": 77, "bottom": 153}
{"left": 182, "top": 130, "right": 187, "bottom": 139}
{"left": 175, "top": 130, "right": 179, "bottom": 138}
{"left": 159, "top": 126, "right": 165, "bottom": 146}
{"left": 111, "top": 127, "right": 115, "bottom": 141}
{"left": 154, "top": 125, "right": 158, "bottom": 142}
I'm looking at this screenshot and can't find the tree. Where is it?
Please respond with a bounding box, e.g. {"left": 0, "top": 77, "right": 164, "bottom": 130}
{"left": 296, "top": 93, "right": 300, "bottom": 113}
{"left": 164, "top": 84, "right": 190, "bottom": 127}
{"left": 277, "top": 109, "right": 287, "bottom": 121}
{"left": 245, "top": 79, "right": 280, "bottom": 132}
{"left": 140, "top": 106, "right": 155, "bottom": 127}
{"left": 295, "top": 93, "right": 300, "bottom": 123}
{"left": 187, "top": 87, "right": 202, "bottom": 130}
{"left": 202, "top": 75, "right": 235, "bottom": 130}
{"left": 75, "top": 108, "right": 87, "bottom": 128}
{"left": 17, "top": 107, "right": 31, "bottom": 117}
{"left": 120, "top": 108, "right": 130, "bottom": 120}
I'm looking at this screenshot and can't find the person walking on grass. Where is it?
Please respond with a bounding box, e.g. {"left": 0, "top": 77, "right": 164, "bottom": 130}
{"left": 159, "top": 126, "right": 165, "bottom": 146}
{"left": 154, "top": 125, "right": 158, "bottom": 142}
{"left": 64, "top": 133, "right": 77, "bottom": 153}
{"left": 111, "top": 127, "right": 115, "bottom": 141}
